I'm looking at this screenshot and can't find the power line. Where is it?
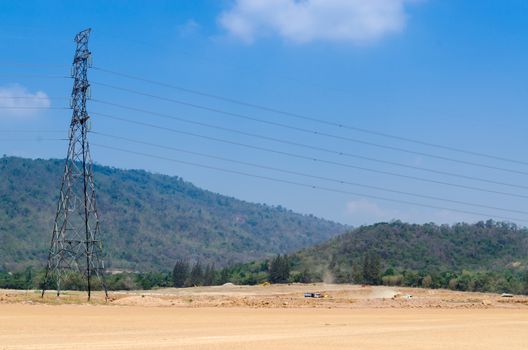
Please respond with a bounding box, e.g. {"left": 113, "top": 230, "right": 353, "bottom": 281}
{"left": 92, "top": 131, "right": 528, "bottom": 216}
{"left": 89, "top": 100, "right": 528, "bottom": 189}
{"left": 91, "top": 84, "right": 528, "bottom": 176}
{"left": 91, "top": 112, "right": 528, "bottom": 200}
{"left": 92, "top": 66, "right": 528, "bottom": 167}
{"left": 0, "top": 74, "right": 70, "bottom": 79}
{"left": 0, "top": 138, "right": 67, "bottom": 141}
{"left": 0, "top": 107, "right": 68, "bottom": 110}
{"left": 0, "top": 62, "right": 69, "bottom": 68}
{"left": 0, "top": 96, "right": 68, "bottom": 100}
{"left": 0, "top": 130, "right": 64, "bottom": 133}
{"left": 90, "top": 142, "right": 528, "bottom": 223}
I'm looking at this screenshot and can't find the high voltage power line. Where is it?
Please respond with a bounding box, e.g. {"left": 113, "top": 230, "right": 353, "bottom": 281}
{"left": 91, "top": 131, "right": 528, "bottom": 216}
{"left": 4, "top": 61, "right": 528, "bottom": 223}
{"left": 91, "top": 84, "right": 528, "bottom": 175}
{"left": 92, "top": 112, "right": 528, "bottom": 198}
{"left": 3, "top": 61, "right": 527, "bottom": 168}
{"left": 8, "top": 129, "right": 525, "bottom": 220}
{"left": 89, "top": 110, "right": 528, "bottom": 197}
{"left": 91, "top": 66, "right": 528, "bottom": 167}
{"left": 3, "top": 92, "right": 525, "bottom": 190}
{"left": 0, "top": 138, "right": 66, "bottom": 141}
{"left": 0, "top": 62, "right": 69, "bottom": 68}
{"left": 89, "top": 99, "right": 528, "bottom": 178}
{"left": 3, "top": 90, "right": 527, "bottom": 200}
{"left": 8, "top": 95, "right": 528, "bottom": 193}
{"left": 0, "top": 96, "right": 68, "bottom": 100}
{"left": 90, "top": 142, "right": 528, "bottom": 223}
{"left": 0, "top": 106, "right": 68, "bottom": 110}
{"left": 4, "top": 62, "right": 528, "bottom": 169}
{"left": 89, "top": 112, "right": 528, "bottom": 200}
{"left": 0, "top": 74, "right": 69, "bottom": 79}
{"left": 0, "top": 130, "right": 64, "bottom": 133}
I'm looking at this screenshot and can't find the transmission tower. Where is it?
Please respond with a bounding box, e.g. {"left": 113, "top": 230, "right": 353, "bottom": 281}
{"left": 42, "top": 28, "right": 108, "bottom": 301}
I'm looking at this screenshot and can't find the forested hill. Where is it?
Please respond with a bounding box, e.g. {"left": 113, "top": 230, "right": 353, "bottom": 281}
{"left": 0, "top": 156, "right": 346, "bottom": 271}
{"left": 292, "top": 221, "right": 528, "bottom": 278}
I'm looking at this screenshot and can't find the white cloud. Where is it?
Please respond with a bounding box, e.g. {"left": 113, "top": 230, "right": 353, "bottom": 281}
{"left": 219, "top": 0, "right": 420, "bottom": 44}
{"left": 0, "top": 84, "right": 51, "bottom": 117}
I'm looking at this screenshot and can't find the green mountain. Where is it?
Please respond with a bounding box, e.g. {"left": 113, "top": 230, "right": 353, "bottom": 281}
{"left": 292, "top": 221, "right": 528, "bottom": 278}
{"left": 0, "top": 156, "right": 346, "bottom": 271}
{"left": 222, "top": 221, "right": 528, "bottom": 293}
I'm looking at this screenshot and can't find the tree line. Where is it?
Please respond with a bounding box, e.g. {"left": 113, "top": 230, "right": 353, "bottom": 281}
{"left": 1, "top": 252, "right": 527, "bottom": 295}
{"left": 0, "top": 255, "right": 293, "bottom": 291}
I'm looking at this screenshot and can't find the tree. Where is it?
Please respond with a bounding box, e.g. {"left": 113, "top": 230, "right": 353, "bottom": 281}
{"left": 269, "top": 255, "right": 290, "bottom": 283}
{"left": 422, "top": 275, "right": 433, "bottom": 288}
{"left": 172, "top": 259, "right": 189, "bottom": 288}
{"left": 290, "top": 268, "right": 311, "bottom": 283}
{"left": 187, "top": 262, "right": 204, "bottom": 287}
{"left": 136, "top": 272, "right": 169, "bottom": 290}
{"left": 203, "top": 264, "right": 215, "bottom": 286}
{"left": 218, "top": 268, "right": 229, "bottom": 285}
{"left": 362, "top": 252, "right": 381, "bottom": 285}
{"left": 24, "top": 266, "right": 33, "bottom": 289}
{"left": 522, "top": 271, "right": 528, "bottom": 294}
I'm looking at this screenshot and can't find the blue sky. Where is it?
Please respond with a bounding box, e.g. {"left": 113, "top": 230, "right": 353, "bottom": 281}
{"left": 1, "top": 0, "right": 528, "bottom": 226}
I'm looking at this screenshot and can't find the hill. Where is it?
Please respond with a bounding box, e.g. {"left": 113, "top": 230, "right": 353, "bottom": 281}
{"left": 222, "top": 221, "right": 528, "bottom": 293}
{"left": 285, "top": 221, "right": 528, "bottom": 291}
{"left": 0, "top": 156, "right": 346, "bottom": 271}
{"left": 293, "top": 221, "right": 528, "bottom": 276}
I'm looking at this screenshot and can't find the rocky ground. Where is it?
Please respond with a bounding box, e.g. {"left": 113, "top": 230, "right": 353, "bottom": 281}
{"left": 2, "top": 283, "right": 527, "bottom": 309}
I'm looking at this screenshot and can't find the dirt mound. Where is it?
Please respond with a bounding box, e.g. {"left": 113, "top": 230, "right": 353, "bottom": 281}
{"left": 112, "top": 295, "right": 173, "bottom": 307}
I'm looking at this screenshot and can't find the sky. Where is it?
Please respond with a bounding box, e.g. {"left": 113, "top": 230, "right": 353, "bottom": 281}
{"left": 1, "top": 0, "right": 528, "bottom": 226}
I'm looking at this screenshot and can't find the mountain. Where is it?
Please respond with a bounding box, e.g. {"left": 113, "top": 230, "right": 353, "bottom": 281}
{"left": 292, "top": 221, "right": 528, "bottom": 277}
{"left": 218, "top": 221, "right": 528, "bottom": 294}
{"left": 0, "top": 156, "right": 346, "bottom": 271}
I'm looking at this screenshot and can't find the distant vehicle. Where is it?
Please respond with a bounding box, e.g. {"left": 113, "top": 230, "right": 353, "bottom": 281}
{"left": 304, "top": 292, "right": 322, "bottom": 298}
{"left": 501, "top": 293, "right": 514, "bottom": 298}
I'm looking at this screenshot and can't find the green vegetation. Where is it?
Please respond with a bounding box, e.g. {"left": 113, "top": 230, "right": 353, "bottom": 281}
{"left": 209, "top": 221, "right": 528, "bottom": 295}
{"left": 0, "top": 156, "right": 345, "bottom": 271}
{"left": 2, "top": 156, "right": 528, "bottom": 296}
{"left": 172, "top": 259, "right": 189, "bottom": 287}
{"left": 0, "top": 269, "right": 173, "bottom": 291}
{"left": 294, "top": 220, "right": 528, "bottom": 274}
{"left": 268, "top": 255, "right": 290, "bottom": 283}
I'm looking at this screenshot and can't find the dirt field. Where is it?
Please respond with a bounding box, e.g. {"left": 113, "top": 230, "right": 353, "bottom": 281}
{"left": 1, "top": 284, "right": 527, "bottom": 349}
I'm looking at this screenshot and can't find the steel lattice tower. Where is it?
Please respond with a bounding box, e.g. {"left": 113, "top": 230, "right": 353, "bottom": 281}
{"left": 42, "top": 28, "right": 108, "bottom": 301}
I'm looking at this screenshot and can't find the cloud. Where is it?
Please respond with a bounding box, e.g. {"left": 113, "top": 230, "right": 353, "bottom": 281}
{"left": 219, "top": 0, "right": 420, "bottom": 44}
{"left": 0, "top": 84, "right": 50, "bottom": 117}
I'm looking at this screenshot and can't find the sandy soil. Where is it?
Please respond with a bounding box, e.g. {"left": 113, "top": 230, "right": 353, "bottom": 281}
{"left": 1, "top": 284, "right": 527, "bottom": 349}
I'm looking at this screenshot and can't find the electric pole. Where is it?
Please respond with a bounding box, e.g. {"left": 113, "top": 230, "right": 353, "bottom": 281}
{"left": 42, "top": 28, "right": 108, "bottom": 301}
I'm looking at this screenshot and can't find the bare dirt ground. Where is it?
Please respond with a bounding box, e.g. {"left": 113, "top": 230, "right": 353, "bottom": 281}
{"left": 1, "top": 284, "right": 527, "bottom": 349}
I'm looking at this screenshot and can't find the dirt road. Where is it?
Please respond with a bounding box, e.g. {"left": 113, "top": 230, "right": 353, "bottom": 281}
{"left": 1, "top": 304, "right": 527, "bottom": 350}
{"left": 1, "top": 285, "right": 527, "bottom": 349}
